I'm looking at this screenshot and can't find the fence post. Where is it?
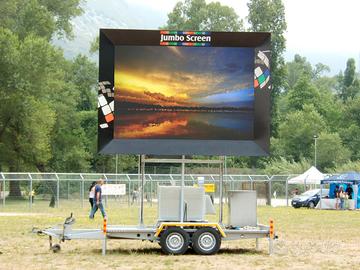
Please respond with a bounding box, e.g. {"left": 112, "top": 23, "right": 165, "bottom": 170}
{"left": 80, "top": 174, "right": 84, "bottom": 208}
{"left": 229, "top": 175, "right": 234, "bottom": 191}
{"left": 249, "top": 175, "right": 254, "bottom": 190}
{"left": 55, "top": 173, "right": 60, "bottom": 208}
{"left": 28, "top": 173, "right": 33, "bottom": 209}
{"left": 126, "top": 174, "right": 131, "bottom": 207}
{"left": 286, "top": 176, "right": 289, "bottom": 206}
{"left": 1, "top": 172, "right": 5, "bottom": 207}
{"left": 268, "top": 176, "right": 272, "bottom": 206}
{"left": 103, "top": 174, "right": 108, "bottom": 208}
{"left": 149, "top": 175, "right": 153, "bottom": 206}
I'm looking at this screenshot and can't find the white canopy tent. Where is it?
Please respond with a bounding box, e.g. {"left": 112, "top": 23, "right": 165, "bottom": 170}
{"left": 288, "top": 166, "right": 325, "bottom": 185}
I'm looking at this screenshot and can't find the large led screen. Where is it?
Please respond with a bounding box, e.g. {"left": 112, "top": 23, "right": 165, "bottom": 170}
{"left": 114, "top": 46, "right": 254, "bottom": 140}
{"left": 98, "top": 29, "right": 271, "bottom": 156}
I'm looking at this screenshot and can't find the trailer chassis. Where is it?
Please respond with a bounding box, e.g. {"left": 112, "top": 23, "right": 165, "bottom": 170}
{"left": 34, "top": 156, "right": 277, "bottom": 255}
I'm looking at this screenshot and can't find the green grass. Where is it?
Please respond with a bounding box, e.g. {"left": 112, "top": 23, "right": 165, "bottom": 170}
{"left": 0, "top": 200, "right": 360, "bottom": 270}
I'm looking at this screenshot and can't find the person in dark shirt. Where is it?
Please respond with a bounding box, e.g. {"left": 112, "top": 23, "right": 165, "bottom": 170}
{"left": 334, "top": 185, "right": 339, "bottom": 210}
{"left": 89, "top": 179, "right": 107, "bottom": 220}
{"left": 88, "top": 181, "right": 96, "bottom": 209}
{"left": 345, "top": 185, "right": 353, "bottom": 200}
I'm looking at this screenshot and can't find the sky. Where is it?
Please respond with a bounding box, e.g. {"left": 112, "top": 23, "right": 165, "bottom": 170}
{"left": 115, "top": 46, "right": 254, "bottom": 108}
{"left": 125, "top": 0, "right": 360, "bottom": 74}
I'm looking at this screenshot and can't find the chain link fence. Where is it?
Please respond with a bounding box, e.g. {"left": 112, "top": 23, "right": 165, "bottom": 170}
{"left": 0, "top": 173, "right": 308, "bottom": 210}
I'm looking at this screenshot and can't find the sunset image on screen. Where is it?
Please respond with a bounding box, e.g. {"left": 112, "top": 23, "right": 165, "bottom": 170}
{"left": 114, "top": 46, "right": 254, "bottom": 140}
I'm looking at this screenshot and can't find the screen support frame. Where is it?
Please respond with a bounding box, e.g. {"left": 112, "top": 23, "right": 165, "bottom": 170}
{"left": 138, "top": 155, "right": 225, "bottom": 226}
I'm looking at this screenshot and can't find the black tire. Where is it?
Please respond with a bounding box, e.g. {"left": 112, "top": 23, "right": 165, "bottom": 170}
{"left": 51, "top": 244, "right": 61, "bottom": 253}
{"left": 308, "top": 201, "right": 315, "bottom": 209}
{"left": 160, "top": 227, "right": 190, "bottom": 255}
{"left": 192, "top": 227, "right": 221, "bottom": 255}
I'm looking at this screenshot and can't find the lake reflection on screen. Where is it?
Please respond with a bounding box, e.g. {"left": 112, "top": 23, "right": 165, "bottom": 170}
{"left": 114, "top": 111, "right": 253, "bottom": 140}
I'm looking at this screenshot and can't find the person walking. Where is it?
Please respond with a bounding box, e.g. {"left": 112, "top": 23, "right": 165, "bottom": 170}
{"left": 88, "top": 181, "right": 96, "bottom": 209}
{"left": 89, "top": 179, "right": 107, "bottom": 220}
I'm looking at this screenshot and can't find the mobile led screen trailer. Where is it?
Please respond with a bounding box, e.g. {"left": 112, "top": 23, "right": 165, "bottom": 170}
{"left": 98, "top": 29, "right": 271, "bottom": 156}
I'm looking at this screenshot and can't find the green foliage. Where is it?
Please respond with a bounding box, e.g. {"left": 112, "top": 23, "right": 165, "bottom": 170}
{"left": 343, "top": 58, "right": 356, "bottom": 88}
{"left": 338, "top": 58, "right": 360, "bottom": 101}
{"left": 66, "top": 54, "right": 97, "bottom": 111}
{"left": 316, "top": 132, "right": 350, "bottom": 170}
{"left": 0, "top": 0, "right": 94, "bottom": 175}
{"left": 0, "top": 0, "right": 82, "bottom": 40}
{"left": 275, "top": 105, "right": 326, "bottom": 161}
{"left": 89, "top": 36, "right": 99, "bottom": 54}
{"left": 247, "top": 0, "right": 287, "bottom": 136}
{"left": 264, "top": 157, "right": 311, "bottom": 175}
{"left": 343, "top": 96, "right": 360, "bottom": 126}
{"left": 287, "top": 75, "right": 320, "bottom": 111}
{"left": 333, "top": 160, "right": 360, "bottom": 174}
{"left": 285, "top": 55, "right": 313, "bottom": 89}
{"left": 341, "top": 124, "right": 360, "bottom": 160}
{"left": 163, "top": 0, "right": 243, "bottom": 31}
{"left": 284, "top": 54, "right": 330, "bottom": 90}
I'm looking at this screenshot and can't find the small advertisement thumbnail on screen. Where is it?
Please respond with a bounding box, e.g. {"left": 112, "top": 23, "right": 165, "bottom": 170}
{"left": 114, "top": 46, "right": 255, "bottom": 140}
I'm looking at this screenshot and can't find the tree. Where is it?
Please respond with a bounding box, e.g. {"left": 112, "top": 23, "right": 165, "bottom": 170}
{"left": 0, "top": 0, "right": 82, "bottom": 40}
{"left": 312, "top": 63, "right": 330, "bottom": 80}
{"left": 275, "top": 105, "right": 326, "bottom": 161}
{"left": 343, "top": 96, "right": 360, "bottom": 126}
{"left": 163, "top": 0, "right": 243, "bottom": 31}
{"left": 285, "top": 55, "right": 313, "bottom": 89}
{"left": 316, "top": 132, "right": 351, "bottom": 170}
{"left": 333, "top": 160, "right": 360, "bottom": 173}
{"left": 285, "top": 55, "right": 330, "bottom": 89}
{"left": 247, "top": 0, "right": 287, "bottom": 135}
{"left": 0, "top": 0, "right": 87, "bottom": 196}
{"left": 264, "top": 157, "right": 311, "bottom": 175}
{"left": 89, "top": 36, "right": 99, "bottom": 54}
{"left": 338, "top": 58, "right": 359, "bottom": 101}
{"left": 340, "top": 124, "right": 360, "bottom": 161}
{"left": 287, "top": 75, "right": 320, "bottom": 111}
{"left": 343, "top": 58, "right": 356, "bottom": 88}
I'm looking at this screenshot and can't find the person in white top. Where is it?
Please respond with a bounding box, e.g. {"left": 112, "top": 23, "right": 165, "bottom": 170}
{"left": 89, "top": 181, "right": 96, "bottom": 209}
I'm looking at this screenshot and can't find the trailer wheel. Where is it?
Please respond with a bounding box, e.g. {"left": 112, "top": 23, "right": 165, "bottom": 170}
{"left": 51, "top": 244, "right": 61, "bottom": 253}
{"left": 192, "top": 227, "right": 221, "bottom": 255}
{"left": 160, "top": 227, "right": 189, "bottom": 255}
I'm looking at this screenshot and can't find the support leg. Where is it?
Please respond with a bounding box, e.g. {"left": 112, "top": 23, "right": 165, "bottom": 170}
{"left": 180, "top": 155, "right": 185, "bottom": 222}
{"left": 269, "top": 237, "right": 274, "bottom": 255}
{"left": 139, "top": 155, "right": 145, "bottom": 226}
{"left": 102, "top": 237, "right": 107, "bottom": 256}
{"left": 219, "top": 156, "right": 224, "bottom": 225}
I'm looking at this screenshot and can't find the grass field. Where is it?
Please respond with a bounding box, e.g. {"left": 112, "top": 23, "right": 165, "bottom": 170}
{"left": 0, "top": 200, "right": 360, "bottom": 270}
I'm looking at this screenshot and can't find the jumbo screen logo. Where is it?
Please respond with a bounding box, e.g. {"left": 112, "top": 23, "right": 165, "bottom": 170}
{"left": 160, "top": 31, "right": 211, "bottom": 47}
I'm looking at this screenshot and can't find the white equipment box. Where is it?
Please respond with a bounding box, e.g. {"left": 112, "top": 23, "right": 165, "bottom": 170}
{"left": 228, "top": 190, "right": 257, "bottom": 227}
{"left": 158, "top": 186, "right": 206, "bottom": 222}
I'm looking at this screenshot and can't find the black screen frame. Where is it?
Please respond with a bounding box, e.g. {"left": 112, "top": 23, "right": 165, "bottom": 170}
{"left": 98, "top": 29, "right": 271, "bottom": 156}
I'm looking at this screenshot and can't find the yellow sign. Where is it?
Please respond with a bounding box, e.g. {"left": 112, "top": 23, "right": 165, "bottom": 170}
{"left": 194, "top": 183, "right": 215, "bottom": 193}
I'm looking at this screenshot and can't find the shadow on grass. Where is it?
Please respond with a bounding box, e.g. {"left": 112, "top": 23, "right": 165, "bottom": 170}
{"left": 91, "top": 247, "right": 160, "bottom": 255}
{"left": 218, "top": 248, "right": 264, "bottom": 255}
{"left": 91, "top": 246, "right": 265, "bottom": 256}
